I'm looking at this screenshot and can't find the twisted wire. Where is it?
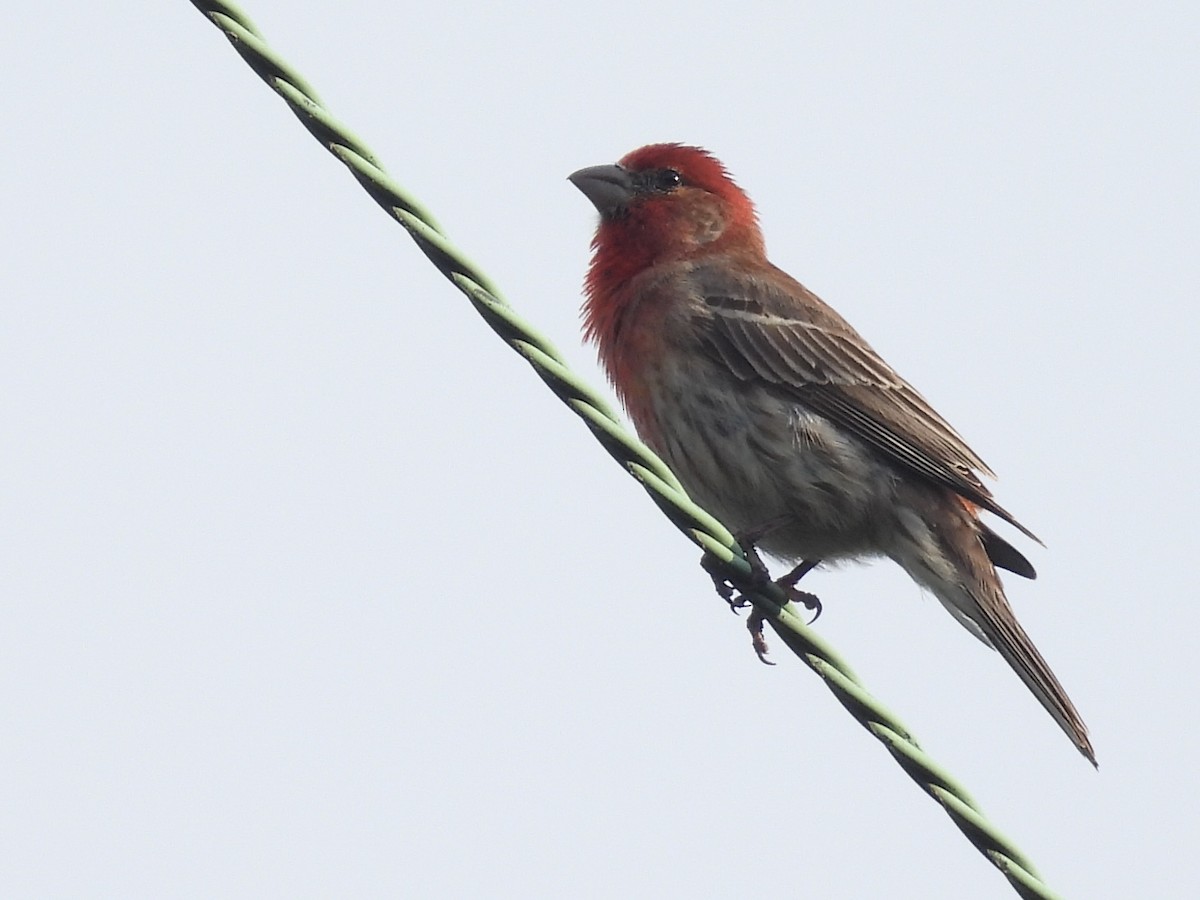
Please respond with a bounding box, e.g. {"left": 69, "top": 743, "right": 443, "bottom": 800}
{"left": 187, "top": 3, "right": 1063, "bottom": 897}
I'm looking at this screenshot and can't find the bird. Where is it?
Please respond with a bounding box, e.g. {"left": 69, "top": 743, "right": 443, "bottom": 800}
{"left": 569, "top": 143, "right": 1095, "bottom": 765}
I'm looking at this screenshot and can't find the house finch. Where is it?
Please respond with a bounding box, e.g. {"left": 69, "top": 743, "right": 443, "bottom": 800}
{"left": 569, "top": 143, "right": 1095, "bottom": 765}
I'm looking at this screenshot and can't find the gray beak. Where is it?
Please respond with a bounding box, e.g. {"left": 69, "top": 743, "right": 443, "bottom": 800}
{"left": 568, "top": 164, "right": 635, "bottom": 217}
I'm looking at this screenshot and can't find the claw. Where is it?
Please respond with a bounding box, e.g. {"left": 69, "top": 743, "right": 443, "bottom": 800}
{"left": 788, "top": 589, "right": 823, "bottom": 624}
{"left": 745, "top": 587, "right": 822, "bottom": 663}
{"left": 747, "top": 608, "right": 775, "bottom": 665}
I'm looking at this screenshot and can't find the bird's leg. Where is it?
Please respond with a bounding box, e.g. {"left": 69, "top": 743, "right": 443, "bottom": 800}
{"left": 779, "top": 558, "right": 819, "bottom": 588}
{"left": 731, "top": 520, "right": 786, "bottom": 587}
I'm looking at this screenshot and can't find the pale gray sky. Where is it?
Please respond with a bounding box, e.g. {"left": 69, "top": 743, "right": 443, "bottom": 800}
{"left": 2, "top": 2, "right": 1197, "bottom": 897}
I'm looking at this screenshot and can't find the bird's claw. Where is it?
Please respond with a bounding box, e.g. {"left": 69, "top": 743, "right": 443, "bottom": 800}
{"left": 788, "top": 588, "right": 823, "bottom": 624}
{"left": 747, "top": 608, "right": 775, "bottom": 665}
{"left": 744, "top": 586, "right": 823, "bottom": 662}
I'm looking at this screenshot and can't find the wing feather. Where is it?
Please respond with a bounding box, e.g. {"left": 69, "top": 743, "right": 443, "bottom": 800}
{"left": 693, "top": 264, "right": 1039, "bottom": 544}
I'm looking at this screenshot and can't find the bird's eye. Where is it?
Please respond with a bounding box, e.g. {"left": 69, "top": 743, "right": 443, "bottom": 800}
{"left": 654, "top": 168, "right": 683, "bottom": 191}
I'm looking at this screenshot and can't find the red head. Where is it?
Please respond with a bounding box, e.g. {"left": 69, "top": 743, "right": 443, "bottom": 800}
{"left": 570, "top": 144, "right": 763, "bottom": 326}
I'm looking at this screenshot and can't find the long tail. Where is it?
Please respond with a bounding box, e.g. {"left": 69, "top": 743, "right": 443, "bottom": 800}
{"left": 896, "top": 491, "right": 1096, "bottom": 766}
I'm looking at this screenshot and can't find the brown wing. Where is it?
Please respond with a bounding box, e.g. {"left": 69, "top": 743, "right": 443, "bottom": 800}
{"left": 691, "top": 262, "right": 1041, "bottom": 547}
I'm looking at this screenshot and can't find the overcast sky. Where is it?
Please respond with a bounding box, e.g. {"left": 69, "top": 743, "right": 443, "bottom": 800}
{"left": 3, "top": 2, "right": 1197, "bottom": 897}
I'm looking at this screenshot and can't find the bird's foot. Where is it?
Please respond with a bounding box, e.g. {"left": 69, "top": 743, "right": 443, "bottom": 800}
{"left": 774, "top": 558, "right": 822, "bottom": 622}
{"left": 701, "top": 532, "right": 823, "bottom": 663}
{"left": 701, "top": 551, "right": 750, "bottom": 612}
{"left": 702, "top": 516, "right": 796, "bottom": 597}
{"left": 701, "top": 528, "right": 777, "bottom": 612}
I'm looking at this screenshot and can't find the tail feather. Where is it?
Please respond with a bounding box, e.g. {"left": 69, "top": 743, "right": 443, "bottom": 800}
{"left": 980, "top": 521, "right": 1037, "bottom": 580}
{"left": 967, "top": 576, "right": 1096, "bottom": 766}
{"left": 897, "top": 491, "right": 1096, "bottom": 765}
